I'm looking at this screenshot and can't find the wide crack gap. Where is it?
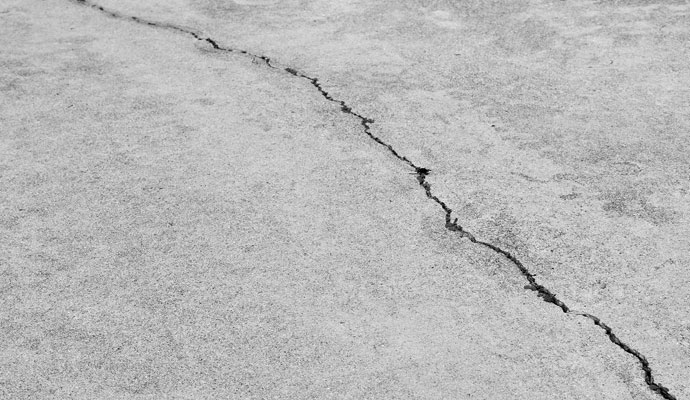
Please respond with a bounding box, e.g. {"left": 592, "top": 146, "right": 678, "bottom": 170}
{"left": 67, "top": 1, "right": 678, "bottom": 398}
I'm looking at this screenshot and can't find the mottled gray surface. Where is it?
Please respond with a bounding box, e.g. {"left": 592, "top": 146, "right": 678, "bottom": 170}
{"left": 1, "top": 0, "right": 688, "bottom": 399}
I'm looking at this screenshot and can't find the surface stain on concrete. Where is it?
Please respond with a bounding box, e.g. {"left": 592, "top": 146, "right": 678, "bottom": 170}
{"left": 601, "top": 189, "right": 679, "bottom": 225}
{"left": 560, "top": 192, "right": 580, "bottom": 201}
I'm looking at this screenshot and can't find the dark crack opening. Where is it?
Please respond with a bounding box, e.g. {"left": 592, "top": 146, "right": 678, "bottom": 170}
{"left": 67, "top": 1, "right": 679, "bottom": 399}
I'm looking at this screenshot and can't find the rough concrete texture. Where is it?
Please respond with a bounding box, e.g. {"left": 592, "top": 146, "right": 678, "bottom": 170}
{"left": 1, "top": 0, "right": 688, "bottom": 399}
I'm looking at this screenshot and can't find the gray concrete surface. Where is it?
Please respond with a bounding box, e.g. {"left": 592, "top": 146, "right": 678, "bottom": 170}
{"left": 1, "top": 0, "right": 688, "bottom": 399}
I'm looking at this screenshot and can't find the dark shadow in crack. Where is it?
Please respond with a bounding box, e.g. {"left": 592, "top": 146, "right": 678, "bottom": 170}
{"left": 67, "top": 1, "right": 678, "bottom": 398}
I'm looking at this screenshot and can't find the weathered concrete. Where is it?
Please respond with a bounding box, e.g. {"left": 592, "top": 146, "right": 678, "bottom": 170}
{"left": 1, "top": 0, "right": 688, "bottom": 398}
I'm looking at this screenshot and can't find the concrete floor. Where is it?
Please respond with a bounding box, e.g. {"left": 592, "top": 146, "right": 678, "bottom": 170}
{"left": 1, "top": 0, "right": 688, "bottom": 399}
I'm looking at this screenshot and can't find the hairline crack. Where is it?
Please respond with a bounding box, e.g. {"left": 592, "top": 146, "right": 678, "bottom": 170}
{"left": 67, "top": 1, "right": 678, "bottom": 398}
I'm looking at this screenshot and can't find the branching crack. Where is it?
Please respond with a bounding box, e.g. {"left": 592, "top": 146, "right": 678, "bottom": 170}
{"left": 68, "top": 1, "right": 678, "bottom": 399}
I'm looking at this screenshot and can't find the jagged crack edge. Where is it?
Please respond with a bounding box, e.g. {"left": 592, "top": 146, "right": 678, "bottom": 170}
{"left": 286, "top": 61, "right": 678, "bottom": 400}
{"left": 71, "top": 0, "right": 277, "bottom": 68}
{"left": 68, "top": 1, "right": 678, "bottom": 399}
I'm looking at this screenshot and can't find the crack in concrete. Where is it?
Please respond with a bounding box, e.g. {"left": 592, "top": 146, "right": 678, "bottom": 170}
{"left": 67, "top": 1, "right": 678, "bottom": 398}
{"left": 71, "top": 0, "right": 278, "bottom": 69}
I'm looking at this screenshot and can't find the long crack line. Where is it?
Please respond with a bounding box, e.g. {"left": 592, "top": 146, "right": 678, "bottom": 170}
{"left": 68, "top": 1, "right": 678, "bottom": 398}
